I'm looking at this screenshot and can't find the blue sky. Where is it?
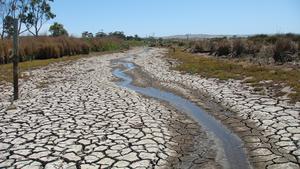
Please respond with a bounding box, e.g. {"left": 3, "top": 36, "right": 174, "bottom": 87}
{"left": 46, "top": 0, "right": 300, "bottom": 37}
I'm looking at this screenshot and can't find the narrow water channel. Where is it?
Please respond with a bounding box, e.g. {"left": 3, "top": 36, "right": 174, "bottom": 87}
{"left": 112, "top": 58, "right": 251, "bottom": 169}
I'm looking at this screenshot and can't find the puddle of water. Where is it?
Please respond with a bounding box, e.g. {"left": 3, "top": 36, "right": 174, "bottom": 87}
{"left": 112, "top": 60, "right": 251, "bottom": 169}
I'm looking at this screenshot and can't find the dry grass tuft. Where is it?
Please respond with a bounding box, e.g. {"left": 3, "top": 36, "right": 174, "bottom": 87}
{"left": 0, "top": 36, "right": 134, "bottom": 64}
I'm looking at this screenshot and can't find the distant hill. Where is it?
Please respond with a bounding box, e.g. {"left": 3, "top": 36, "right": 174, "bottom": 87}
{"left": 162, "top": 34, "right": 250, "bottom": 39}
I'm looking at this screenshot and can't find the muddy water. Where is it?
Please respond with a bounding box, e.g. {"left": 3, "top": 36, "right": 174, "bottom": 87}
{"left": 112, "top": 58, "right": 251, "bottom": 169}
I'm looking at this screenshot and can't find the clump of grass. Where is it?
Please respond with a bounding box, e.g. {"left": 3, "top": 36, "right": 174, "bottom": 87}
{"left": 231, "top": 39, "right": 245, "bottom": 57}
{"left": 273, "top": 38, "right": 297, "bottom": 63}
{"left": 215, "top": 39, "right": 231, "bottom": 56}
{"left": 123, "top": 40, "right": 145, "bottom": 47}
{"left": 187, "top": 40, "right": 210, "bottom": 53}
{"left": 85, "top": 37, "right": 124, "bottom": 52}
{"left": 168, "top": 49, "right": 300, "bottom": 103}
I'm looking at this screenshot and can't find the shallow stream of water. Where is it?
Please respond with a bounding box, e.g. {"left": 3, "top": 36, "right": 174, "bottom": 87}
{"left": 112, "top": 58, "right": 251, "bottom": 169}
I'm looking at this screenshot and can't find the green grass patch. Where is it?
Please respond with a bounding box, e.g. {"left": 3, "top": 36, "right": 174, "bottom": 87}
{"left": 124, "top": 40, "right": 145, "bottom": 47}
{"left": 0, "top": 55, "right": 83, "bottom": 83}
{"left": 168, "top": 49, "right": 300, "bottom": 103}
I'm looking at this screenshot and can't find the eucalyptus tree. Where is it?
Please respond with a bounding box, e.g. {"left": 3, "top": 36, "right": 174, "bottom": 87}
{"left": 0, "top": 0, "right": 55, "bottom": 38}
{"left": 25, "top": 0, "right": 56, "bottom": 36}
{"left": 0, "top": 0, "right": 30, "bottom": 37}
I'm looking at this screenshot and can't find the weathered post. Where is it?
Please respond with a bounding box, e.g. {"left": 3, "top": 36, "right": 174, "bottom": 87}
{"left": 13, "top": 18, "right": 19, "bottom": 100}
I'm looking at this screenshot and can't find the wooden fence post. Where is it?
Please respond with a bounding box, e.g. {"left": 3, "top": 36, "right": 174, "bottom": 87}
{"left": 13, "top": 18, "right": 19, "bottom": 100}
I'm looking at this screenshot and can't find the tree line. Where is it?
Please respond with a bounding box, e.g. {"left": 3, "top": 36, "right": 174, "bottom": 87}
{"left": 81, "top": 30, "right": 142, "bottom": 41}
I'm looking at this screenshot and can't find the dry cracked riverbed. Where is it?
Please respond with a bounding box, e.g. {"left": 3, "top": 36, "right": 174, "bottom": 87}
{"left": 0, "top": 47, "right": 299, "bottom": 169}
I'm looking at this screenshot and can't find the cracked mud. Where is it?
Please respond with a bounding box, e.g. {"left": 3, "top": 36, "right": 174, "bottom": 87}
{"left": 132, "top": 47, "right": 300, "bottom": 169}
{"left": 0, "top": 47, "right": 299, "bottom": 169}
{"left": 1, "top": 49, "right": 220, "bottom": 169}
{"left": 112, "top": 57, "right": 250, "bottom": 169}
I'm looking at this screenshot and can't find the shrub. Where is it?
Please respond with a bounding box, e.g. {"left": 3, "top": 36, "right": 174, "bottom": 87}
{"left": 244, "top": 40, "right": 261, "bottom": 57}
{"left": 182, "top": 34, "right": 299, "bottom": 63}
{"left": 194, "top": 42, "right": 204, "bottom": 53}
{"left": 249, "top": 34, "right": 268, "bottom": 41}
{"left": 215, "top": 40, "right": 231, "bottom": 56}
{"left": 208, "top": 41, "right": 217, "bottom": 55}
{"left": 188, "top": 41, "right": 204, "bottom": 53}
{"left": 178, "top": 41, "right": 186, "bottom": 47}
{"left": 273, "top": 38, "right": 297, "bottom": 63}
{"left": 231, "top": 39, "right": 245, "bottom": 57}
{"left": 0, "top": 41, "right": 9, "bottom": 64}
{"left": 265, "top": 36, "right": 278, "bottom": 44}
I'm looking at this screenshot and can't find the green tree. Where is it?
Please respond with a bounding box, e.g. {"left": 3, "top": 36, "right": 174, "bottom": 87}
{"left": 108, "top": 31, "right": 126, "bottom": 39}
{"left": 0, "top": 0, "right": 10, "bottom": 38}
{"left": 95, "top": 31, "right": 106, "bottom": 38}
{"left": 134, "top": 34, "right": 141, "bottom": 41}
{"left": 82, "top": 31, "right": 93, "bottom": 38}
{"left": 3, "top": 15, "right": 14, "bottom": 38}
{"left": 49, "top": 22, "right": 68, "bottom": 36}
{"left": 25, "top": 0, "right": 56, "bottom": 36}
{"left": 0, "top": 0, "right": 30, "bottom": 37}
{"left": 126, "top": 35, "right": 134, "bottom": 40}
